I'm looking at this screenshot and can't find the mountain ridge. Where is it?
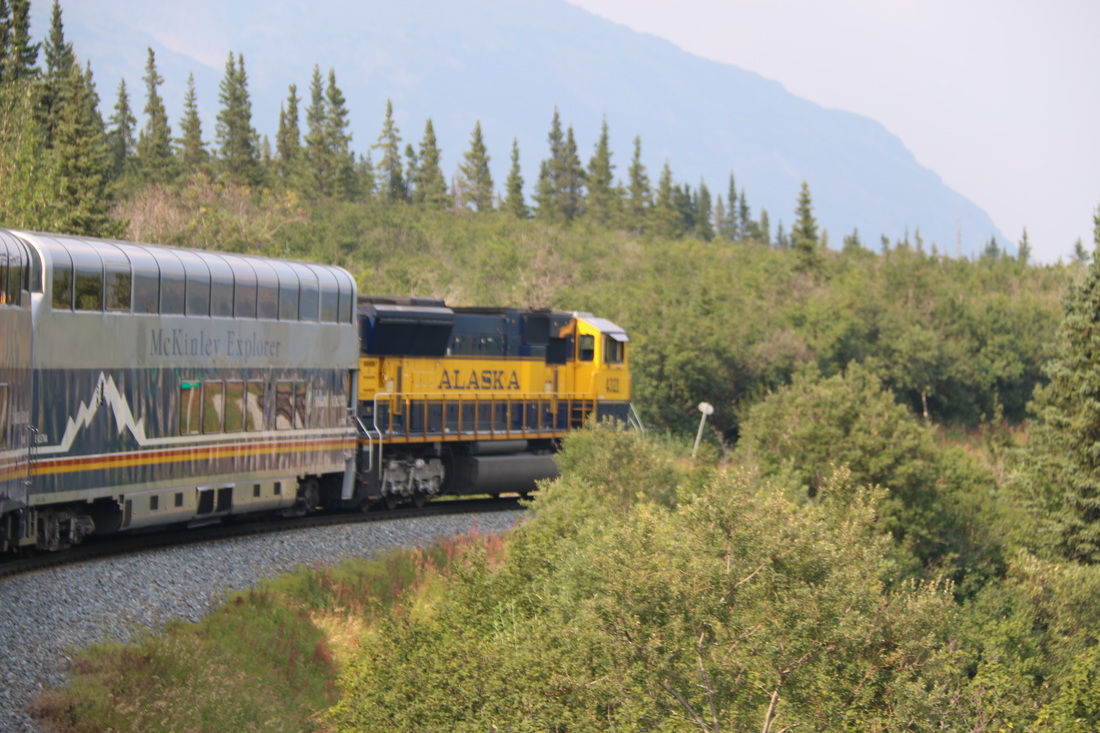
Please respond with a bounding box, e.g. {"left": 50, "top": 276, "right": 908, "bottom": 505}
{"left": 46, "top": 0, "right": 1006, "bottom": 255}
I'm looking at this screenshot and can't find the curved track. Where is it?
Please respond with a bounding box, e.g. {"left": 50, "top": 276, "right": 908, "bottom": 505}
{"left": 0, "top": 496, "right": 528, "bottom": 580}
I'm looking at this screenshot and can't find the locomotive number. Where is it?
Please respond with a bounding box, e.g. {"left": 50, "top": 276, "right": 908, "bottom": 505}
{"left": 606, "top": 377, "right": 621, "bottom": 393}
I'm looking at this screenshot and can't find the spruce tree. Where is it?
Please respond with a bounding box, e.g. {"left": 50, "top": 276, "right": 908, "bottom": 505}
{"left": 2, "top": 0, "right": 37, "bottom": 83}
{"left": 41, "top": 0, "right": 74, "bottom": 140}
{"left": 758, "top": 209, "right": 771, "bottom": 246}
{"left": 586, "top": 119, "right": 616, "bottom": 225}
{"left": 413, "top": 118, "right": 448, "bottom": 210}
{"left": 1022, "top": 206, "right": 1100, "bottom": 563}
{"left": 533, "top": 108, "right": 564, "bottom": 222}
{"left": 0, "top": 0, "right": 9, "bottom": 82}
{"left": 176, "top": 73, "right": 208, "bottom": 174}
{"left": 373, "top": 99, "right": 405, "bottom": 202}
{"left": 503, "top": 137, "right": 528, "bottom": 219}
{"left": 723, "top": 173, "right": 740, "bottom": 240}
{"left": 324, "top": 69, "right": 356, "bottom": 200}
{"left": 556, "top": 125, "right": 585, "bottom": 221}
{"left": 215, "top": 51, "right": 260, "bottom": 187}
{"left": 695, "top": 180, "right": 714, "bottom": 241}
{"left": 1018, "top": 228, "right": 1032, "bottom": 266}
{"left": 303, "top": 66, "right": 328, "bottom": 196}
{"left": 107, "top": 78, "right": 136, "bottom": 180}
{"left": 459, "top": 120, "right": 493, "bottom": 212}
{"left": 136, "top": 47, "right": 174, "bottom": 183}
{"left": 791, "top": 180, "right": 820, "bottom": 269}
{"left": 52, "top": 63, "right": 121, "bottom": 237}
{"left": 275, "top": 83, "right": 302, "bottom": 185}
{"left": 651, "top": 161, "right": 681, "bottom": 238}
{"left": 626, "top": 135, "right": 650, "bottom": 231}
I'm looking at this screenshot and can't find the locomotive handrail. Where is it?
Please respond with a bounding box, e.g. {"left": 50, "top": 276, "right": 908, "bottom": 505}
{"left": 368, "top": 391, "right": 599, "bottom": 446}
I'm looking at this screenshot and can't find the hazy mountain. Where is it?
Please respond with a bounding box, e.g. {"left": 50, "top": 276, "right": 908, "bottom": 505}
{"left": 47, "top": 0, "right": 1006, "bottom": 256}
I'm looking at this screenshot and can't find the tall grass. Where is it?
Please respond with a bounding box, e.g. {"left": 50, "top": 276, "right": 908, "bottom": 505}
{"left": 30, "top": 529, "right": 508, "bottom": 733}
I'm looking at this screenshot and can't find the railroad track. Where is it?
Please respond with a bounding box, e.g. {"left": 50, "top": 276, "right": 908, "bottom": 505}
{"left": 0, "top": 496, "right": 528, "bottom": 580}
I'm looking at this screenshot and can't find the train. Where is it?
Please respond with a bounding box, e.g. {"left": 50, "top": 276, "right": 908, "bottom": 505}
{"left": 0, "top": 230, "right": 637, "bottom": 554}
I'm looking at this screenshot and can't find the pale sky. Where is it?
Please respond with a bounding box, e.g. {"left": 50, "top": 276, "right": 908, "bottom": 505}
{"left": 566, "top": 0, "right": 1100, "bottom": 264}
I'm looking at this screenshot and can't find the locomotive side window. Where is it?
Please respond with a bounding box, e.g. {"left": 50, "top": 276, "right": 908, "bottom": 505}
{"left": 224, "top": 380, "right": 245, "bottom": 432}
{"left": 578, "top": 334, "right": 596, "bottom": 362}
{"left": 5, "top": 239, "right": 25, "bottom": 305}
{"left": 202, "top": 382, "right": 224, "bottom": 434}
{"left": 604, "top": 336, "right": 625, "bottom": 364}
{"left": 179, "top": 381, "right": 201, "bottom": 435}
{"left": 245, "top": 380, "right": 266, "bottom": 431}
{"left": 275, "top": 381, "right": 294, "bottom": 429}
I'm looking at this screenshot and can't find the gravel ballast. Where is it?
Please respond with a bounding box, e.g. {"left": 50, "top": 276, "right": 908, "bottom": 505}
{"left": 0, "top": 510, "right": 525, "bottom": 732}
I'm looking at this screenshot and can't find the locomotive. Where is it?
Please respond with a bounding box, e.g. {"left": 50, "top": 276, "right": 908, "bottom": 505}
{"left": 0, "top": 230, "right": 635, "bottom": 554}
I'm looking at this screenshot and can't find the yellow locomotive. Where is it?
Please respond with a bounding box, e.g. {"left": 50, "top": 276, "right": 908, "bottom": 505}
{"left": 355, "top": 297, "right": 635, "bottom": 506}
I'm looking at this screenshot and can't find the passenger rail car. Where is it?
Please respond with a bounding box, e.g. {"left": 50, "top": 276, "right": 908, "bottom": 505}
{"left": 0, "top": 229, "right": 636, "bottom": 554}
{"left": 0, "top": 230, "right": 360, "bottom": 553}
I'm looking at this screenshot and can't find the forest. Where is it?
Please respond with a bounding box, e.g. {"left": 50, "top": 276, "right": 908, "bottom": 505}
{"left": 6, "top": 1, "right": 1100, "bottom": 730}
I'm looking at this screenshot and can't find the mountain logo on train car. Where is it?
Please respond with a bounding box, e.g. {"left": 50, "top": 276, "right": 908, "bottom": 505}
{"left": 35, "top": 373, "right": 148, "bottom": 455}
{"left": 438, "top": 369, "right": 521, "bottom": 391}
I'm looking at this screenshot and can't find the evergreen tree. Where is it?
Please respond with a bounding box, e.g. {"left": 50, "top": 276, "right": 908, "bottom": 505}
{"left": 722, "top": 172, "right": 740, "bottom": 240}
{"left": 1073, "top": 238, "right": 1089, "bottom": 264}
{"left": 0, "top": 66, "right": 56, "bottom": 228}
{"left": 373, "top": 99, "right": 405, "bottom": 202}
{"left": 413, "top": 118, "right": 448, "bottom": 210}
{"left": 135, "top": 47, "right": 174, "bottom": 183}
{"left": 738, "top": 190, "right": 751, "bottom": 239}
{"left": 982, "top": 235, "right": 1001, "bottom": 259}
{"left": 323, "top": 69, "right": 356, "bottom": 200}
{"left": 694, "top": 180, "right": 714, "bottom": 240}
{"left": 2, "top": 0, "right": 37, "bottom": 83}
{"left": 775, "top": 220, "right": 789, "bottom": 249}
{"left": 40, "top": 0, "right": 74, "bottom": 139}
{"left": 626, "top": 134, "right": 650, "bottom": 231}
{"left": 458, "top": 120, "right": 493, "bottom": 212}
{"left": 274, "top": 83, "right": 303, "bottom": 186}
{"left": 758, "top": 208, "right": 771, "bottom": 246}
{"left": 106, "top": 78, "right": 136, "bottom": 180}
{"left": 651, "top": 161, "right": 682, "bottom": 238}
{"left": 176, "top": 73, "right": 208, "bottom": 174}
{"left": 586, "top": 118, "right": 616, "bottom": 226}
{"left": 533, "top": 108, "right": 565, "bottom": 222}
{"left": 51, "top": 62, "right": 121, "bottom": 237}
{"left": 1018, "top": 228, "right": 1032, "bottom": 266}
{"left": 503, "top": 137, "right": 528, "bottom": 219}
{"left": 214, "top": 51, "right": 260, "bottom": 186}
{"left": 1022, "top": 207, "right": 1100, "bottom": 563}
{"left": 303, "top": 66, "right": 327, "bottom": 196}
{"left": 791, "top": 180, "right": 820, "bottom": 269}
{"left": 714, "top": 195, "right": 728, "bottom": 241}
{"left": 556, "top": 125, "right": 585, "bottom": 221}
{"left": 842, "top": 228, "right": 864, "bottom": 254}
{"left": 0, "top": 0, "right": 8, "bottom": 81}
